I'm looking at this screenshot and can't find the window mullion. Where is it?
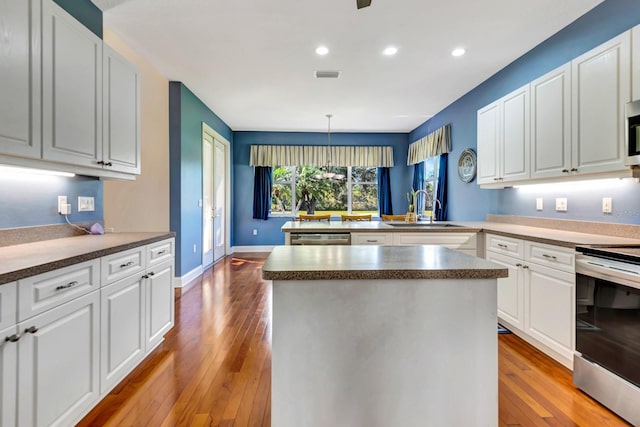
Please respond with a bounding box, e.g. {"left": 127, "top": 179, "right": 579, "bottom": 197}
{"left": 347, "top": 167, "right": 353, "bottom": 214}
{"left": 291, "top": 166, "right": 297, "bottom": 215}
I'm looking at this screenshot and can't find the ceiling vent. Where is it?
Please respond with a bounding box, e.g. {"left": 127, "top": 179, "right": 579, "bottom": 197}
{"left": 315, "top": 71, "right": 340, "bottom": 79}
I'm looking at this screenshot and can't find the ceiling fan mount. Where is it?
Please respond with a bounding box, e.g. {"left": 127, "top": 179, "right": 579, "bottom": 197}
{"left": 357, "top": 0, "right": 372, "bottom": 10}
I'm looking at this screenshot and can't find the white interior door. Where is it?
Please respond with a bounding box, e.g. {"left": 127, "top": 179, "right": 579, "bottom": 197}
{"left": 213, "top": 139, "right": 226, "bottom": 262}
{"left": 202, "top": 134, "right": 214, "bottom": 267}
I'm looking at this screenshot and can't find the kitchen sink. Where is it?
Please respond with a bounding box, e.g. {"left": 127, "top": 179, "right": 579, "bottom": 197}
{"left": 386, "top": 222, "right": 462, "bottom": 228}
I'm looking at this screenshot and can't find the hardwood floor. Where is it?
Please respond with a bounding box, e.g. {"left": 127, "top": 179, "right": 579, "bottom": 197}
{"left": 78, "top": 253, "right": 630, "bottom": 426}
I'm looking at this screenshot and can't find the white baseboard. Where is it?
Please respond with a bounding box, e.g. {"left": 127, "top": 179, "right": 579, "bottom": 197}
{"left": 231, "top": 245, "right": 277, "bottom": 253}
{"left": 173, "top": 264, "right": 204, "bottom": 289}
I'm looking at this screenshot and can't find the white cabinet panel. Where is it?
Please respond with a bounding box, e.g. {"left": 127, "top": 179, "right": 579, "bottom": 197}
{"left": 0, "top": 0, "right": 40, "bottom": 158}
{"left": 633, "top": 25, "right": 640, "bottom": 101}
{"left": 0, "top": 282, "right": 17, "bottom": 331}
{"left": 147, "top": 238, "right": 175, "bottom": 268}
{"left": 477, "top": 102, "right": 501, "bottom": 184}
{"left": 525, "top": 241, "right": 575, "bottom": 274}
{"left": 392, "top": 232, "right": 477, "bottom": 254}
{"left": 18, "top": 259, "right": 100, "bottom": 321}
{"left": 103, "top": 45, "right": 140, "bottom": 174}
{"left": 101, "top": 246, "right": 146, "bottom": 286}
{"left": 502, "top": 85, "right": 530, "bottom": 182}
{"left": 531, "top": 63, "right": 572, "bottom": 179}
{"left": 18, "top": 291, "right": 100, "bottom": 427}
{"left": 486, "top": 251, "right": 524, "bottom": 330}
{"left": 525, "top": 262, "right": 575, "bottom": 361}
{"left": 0, "top": 325, "right": 18, "bottom": 427}
{"left": 145, "top": 260, "right": 174, "bottom": 353}
{"left": 100, "top": 274, "right": 145, "bottom": 394}
{"left": 572, "top": 32, "right": 630, "bottom": 175}
{"left": 351, "top": 232, "right": 393, "bottom": 245}
{"left": 485, "top": 234, "right": 524, "bottom": 258}
{"left": 42, "top": 0, "right": 103, "bottom": 168}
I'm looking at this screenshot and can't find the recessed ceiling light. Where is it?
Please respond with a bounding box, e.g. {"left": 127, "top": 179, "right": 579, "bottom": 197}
{"left": 451, "top": 48, "right": 466, "bottom": 57}
{"left": 383, "top": 46, "right": 398, "bottom": 56}
{"left": 316, "top": 46, "right": 329, "bottom": 56}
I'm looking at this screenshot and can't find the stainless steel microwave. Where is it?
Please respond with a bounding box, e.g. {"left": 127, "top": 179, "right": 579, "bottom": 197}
{"left": 626, "top": 100, "right": 640, "bottom": 166}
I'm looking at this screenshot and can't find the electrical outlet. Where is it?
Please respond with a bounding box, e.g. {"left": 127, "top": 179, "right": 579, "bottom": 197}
{"left": 602, "top": 197, "right": 612, "bottom": 214}
{"left": 58, "top": 196, "right": 67, "bottom": 214}
{"left": 555, "top": 198, "right": 567, "bottom": 212}
{"left": 536, "top": 198, "right": 543, "bottom": 211}
{"left": 252, "top": 229, "right": 258, "bottom": 236}
{"left": 78, "top": 196, "right": 94, "bottom": 212}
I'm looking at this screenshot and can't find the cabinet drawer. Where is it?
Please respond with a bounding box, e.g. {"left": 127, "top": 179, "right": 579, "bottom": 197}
{"left": 486, "top": 234, "right": 524, "bottom": 257}
{"left": 147, "top": 238, "right": 174, "bottom": 268}
{"left": 101, "top": 246, "right": 146, "bottom": 286}
{"left": 0, "top": 282, "right": 17, "bottom": 331}
{"left": 18, "top": 259, "right": 100, "bottom": 321}
{"left": 525, "top": 241, "right": 575, "bottom": 273}
{"left": 351, "top": 233, "right": 393, "bottom": 245}
{"left": 392, "top": 232, "right": 477, "bottom": 250}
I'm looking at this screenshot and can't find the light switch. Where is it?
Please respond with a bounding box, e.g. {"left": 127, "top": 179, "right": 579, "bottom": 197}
{"left": 602, "top": 197, "right": 612, "bottom": 214}
{"left": 555, "top": 198, "right": 567, "bottom": 212}
{"left": 78, "top": 196, "right": 95, "bottom": 212}
{"left": 536, "top": 198, "right": 543, "bottom": 211}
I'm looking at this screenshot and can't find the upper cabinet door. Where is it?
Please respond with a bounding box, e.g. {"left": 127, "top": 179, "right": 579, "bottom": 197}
{"left": 530, "top": 63, "right": 572, "bottom": 179}
{"left": 0, "top": 0, "right": 41, "bottom": 158}
{"left": 103, "top": 45, "right": 141, "bottom": 174}
{"left": 41, "top": 0, "right": 102, "bottom": 169}
{"left": 571, "top": 31, "right": 631, "bottom": 175}
{"left": 633, "top": 25, "right": 640, "bottom": 101}
{"left": 477, "top": 101, "right": 501, "bottom": 184}
{"left": 501, "top": 85, "right": 530, "bottom": 182}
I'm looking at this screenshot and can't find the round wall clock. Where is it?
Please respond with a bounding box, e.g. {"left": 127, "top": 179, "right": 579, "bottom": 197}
{"left": 457, "top": 149, "right": 477, "bottom": 183}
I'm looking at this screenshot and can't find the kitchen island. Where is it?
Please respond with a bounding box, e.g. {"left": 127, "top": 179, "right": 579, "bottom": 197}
{"left": 263, "top": 245, "right": 508, "bottom": 427}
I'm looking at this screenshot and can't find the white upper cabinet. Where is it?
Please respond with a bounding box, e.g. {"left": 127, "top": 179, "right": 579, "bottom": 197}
{"left": 477, "top": 84, "right": 529, "bottom": 184}
{"left": 571, "top": 31, "right": 631, "bottom": 175}
{"left": 477, "top": 101, "right": 501, "bottom": 185}
{"left": 530, "top": 63, "right": 572, "bottom": 179}
{"left": 41, "top": 0, "right": 103, "bottom": 169}
{"left": 0, "top": 0, "right": 40, "bottom": 159}
{"left": 633, "top": 24, "right": 640, "bottom": 101}
{"left": 103, "top": 45, "right": 141, "bottom": 174}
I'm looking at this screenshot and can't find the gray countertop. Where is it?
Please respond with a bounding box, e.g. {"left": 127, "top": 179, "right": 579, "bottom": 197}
{"left": 0, "top": 232, "right": 175, "bottom": 285}
{"left": 281, "top": 220, "right": 640, "bottom": 247}
{"left": 262, "top": 245, "right": 509, "bottom": 281}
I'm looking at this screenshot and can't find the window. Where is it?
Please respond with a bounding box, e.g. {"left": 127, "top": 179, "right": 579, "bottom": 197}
{"left": 271, "top": 166, "right": 378, "bottom": 215}
{"left": 422, "top": 156, "right": 440, "bottom": 211}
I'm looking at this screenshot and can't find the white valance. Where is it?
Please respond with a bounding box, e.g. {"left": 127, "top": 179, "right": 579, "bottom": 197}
{"left": 249, "top": 145, "right": 394, "bottom": 167}
{"left": 407, "top": 124, "right": 452, "bottom": 165}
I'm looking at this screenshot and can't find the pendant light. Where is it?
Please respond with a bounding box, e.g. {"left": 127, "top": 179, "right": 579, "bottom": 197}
{"left": 315, "top": 114, "right": 345, "bottom": 180}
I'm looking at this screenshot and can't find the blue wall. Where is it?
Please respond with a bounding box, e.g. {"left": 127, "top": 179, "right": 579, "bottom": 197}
{"left": 233, "top": 131, "right": 412, "bottom": 246}
{"left": 0, "top": 174, "right": 103, "bottom": 228}
{"left": 410, "top": 0, "right": 640, "bottom": 223}
{"left": 169, "top": 82, "right": 234, "bottom": 276}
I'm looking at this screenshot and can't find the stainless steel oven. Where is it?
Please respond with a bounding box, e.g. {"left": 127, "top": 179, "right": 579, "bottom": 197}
{"left": 575, "top": 246, "right": 640, "bottom": 426}
{"left": 625, "top": 100, "right": 640, "bottom": 166}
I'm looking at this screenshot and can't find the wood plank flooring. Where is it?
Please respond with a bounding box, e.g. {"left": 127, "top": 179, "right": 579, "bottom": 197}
{"left": 78, "top": 253, "right": 630, "bottom": 426}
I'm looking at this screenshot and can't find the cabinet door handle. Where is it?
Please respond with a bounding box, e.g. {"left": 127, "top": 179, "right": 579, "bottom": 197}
{"left": 157, "top": 250, "right": 166, "bottom": 255}
{"left": 147, "top": 271, "right": 155, "bottom": 277}
{"left": 5, "top": 334, "right": 20, "bottom": 343}
{"left": 542, "top": 254, "right": 557, "bottom": 260}
{"left": 571, "top": 168, "right": 578, "bottom": 172}
{"left": 522, "top": 265, "right": 529, "bottom": 269}
{"left": 120, "top": 261, "right": 135, "bottom": 268}
{"left": 515, "top": 263, "right": 522, "bottom": 267}
{"left": 497, "top": 243, "right": 508, "bottom": 249}
{"left": 366, "top": 240, "right": 377, "bottom": 243}
{"left": 493, "top": 177, "right": 499, "bottom": 181}
{"left": 55, "top": 281, "right": 78, "bottom": 291}
{"left": 104, "top": 162, "right": 113, "bottom": 167}
{"left": 97, "top": 160, "right": 105, "bottom": 165}
{"left": 24, "top": 326, "right": 38, "bottom": 334}
{"left": 562, "top": 169, "right": 569, "bottom": 173}
{"left": 142, "top": 274, "right": 149, "bottom": 279}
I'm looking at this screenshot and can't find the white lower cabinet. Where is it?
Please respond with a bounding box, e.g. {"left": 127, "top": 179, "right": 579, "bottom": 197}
{"left": 392, "top": 232, "right": 478, "bottom": 256}
{"left": 486, "top": 234, "right": 575, "bottom": 368}
{"left": 350, "top": 232, "right": 393, "bottom": 245}
{"left": 17, "top": 291, "right": 100, "bottom": 427}
{"left": 1, "top": 325, "right": 18, "bottom": 427}
{"left": 100, "top": 274, "right": 145, "bottom": 394}
{"left": 145, "top": 260, "right": 175, "bottom": 353}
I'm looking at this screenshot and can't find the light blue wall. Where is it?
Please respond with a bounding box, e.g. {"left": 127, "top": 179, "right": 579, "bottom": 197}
{"left": 0, "top": 174, "right": 103, "bottom": 229}
{"left": 169, "top": 82, "right": 234, "bottom": 276}
{"left": 410, "top": 0, "right": 640, "bottom": 223}
{"left": 233, "top": 131, "right": 412, "bottom": 246}
{"left": 0, "top": 0, "right": 104, "bottom": 231}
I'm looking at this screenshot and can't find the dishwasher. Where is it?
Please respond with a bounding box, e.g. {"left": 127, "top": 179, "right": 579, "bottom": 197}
{"left": 290, "top": 232, "right": 351, "bottom": 245}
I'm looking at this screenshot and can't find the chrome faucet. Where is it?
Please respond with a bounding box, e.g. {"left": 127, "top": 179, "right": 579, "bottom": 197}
{"left": 413, "top": 189, "right": 441, "bottom": 223}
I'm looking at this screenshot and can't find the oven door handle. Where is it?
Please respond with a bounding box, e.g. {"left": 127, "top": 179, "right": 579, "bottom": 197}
{"left": 576, "top": 257, "right": 640, "bottom": 291}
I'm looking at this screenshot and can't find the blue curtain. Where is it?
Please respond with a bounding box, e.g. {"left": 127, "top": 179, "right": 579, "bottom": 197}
{"left": 377, "top": 167, "right": 393, "bottom": 215}
{"left": 435, "top": 154, "right": 448, "bottom": 221}
{"left": 412, "top": 161, "right": 425, "bottom": 211}
{"left": 252, "top": 166, "right": 272, "bottom": 220}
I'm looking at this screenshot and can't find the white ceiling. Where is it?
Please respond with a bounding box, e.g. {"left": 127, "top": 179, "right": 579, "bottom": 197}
{"left": 93, "top": 0, "right": 603, "bottom": 133}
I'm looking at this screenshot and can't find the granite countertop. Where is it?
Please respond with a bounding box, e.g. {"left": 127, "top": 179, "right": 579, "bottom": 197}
{"left": 0, "top": 232, "right": 175, "bottom": 285}
{"left": 281, "top": 220, "right": 640, "bottom": 247}
{"left": 262, "top": 245, "right": 509, "bottom": 281}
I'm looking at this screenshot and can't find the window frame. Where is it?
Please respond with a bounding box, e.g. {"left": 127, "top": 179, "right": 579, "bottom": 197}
{"left": 423, "top": 156, "right": 440, "bottom": 211}
{"left": 270, "top": 165, "right": 379, "bottom": 217}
